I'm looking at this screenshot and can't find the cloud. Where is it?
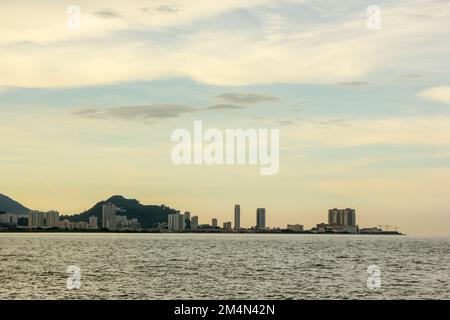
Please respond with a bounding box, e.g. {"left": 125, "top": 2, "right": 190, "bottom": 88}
{"left": 72, "top": 108, "right": 100, "bottom": 115}
{"left": 0, "top": 0, "right": 450, "bottom": 87}
{"left": 0, "top": 0, "right": 272, "bottom": 43}
{"left": 284, "top": 115, "right": 450, "bottom": 148}
{"left": 140, "top": 5, "right": 180, "bottom": 14}
{"left": 297, "top": 118, "right": 350, "bottom": 127}
{"left": 207, "top": 104, "right": 245, "bottom": 110}
{"left": 73, "top": 104, "right": 195, "bottom": 120}
{"left": 92, "top": 8, "right": 123, "bottom": 18}
{"left": 399, "top": 73, "right": 423, "bottom": 79}
{"left": 419, "top": 86, "right": 450, "bottom": 104}
{"left": 337, "top": 81, "right": 368, "bottom": 86}
{"left": 155, "top": 5, "right": 180, "bottom": 14}
{"left": 277, "top": 120, "right": 297, "bottom": 126}
{"left": 215, "top": 93, "right": 279, "bottom": 104}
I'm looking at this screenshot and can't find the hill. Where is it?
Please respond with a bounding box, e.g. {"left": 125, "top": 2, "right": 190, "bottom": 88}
{"left": 62, "top": 195, "right": 176, "bottom": 228}
{"left": 0, "top": 193, "right": 30, "bottom": 214}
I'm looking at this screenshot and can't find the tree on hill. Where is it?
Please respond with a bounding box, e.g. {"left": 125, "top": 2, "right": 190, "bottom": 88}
{"left": 61, "top": 195, "right": 176, "bottom": 228}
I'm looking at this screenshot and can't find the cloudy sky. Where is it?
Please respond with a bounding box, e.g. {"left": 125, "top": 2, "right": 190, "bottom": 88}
{"left": 1, "top": 0, "right": 450, "bottom": 235}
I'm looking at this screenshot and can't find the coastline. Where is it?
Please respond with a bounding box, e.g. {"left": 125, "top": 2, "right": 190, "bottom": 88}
{"left": 0, "top": 229, "right": 404, "bottom": 235}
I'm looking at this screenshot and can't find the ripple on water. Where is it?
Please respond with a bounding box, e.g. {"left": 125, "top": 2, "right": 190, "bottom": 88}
{"left": 0, "top": 233, "right": 449, "bottom": 299}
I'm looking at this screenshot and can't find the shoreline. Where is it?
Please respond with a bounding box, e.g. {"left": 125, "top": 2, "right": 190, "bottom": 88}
{"left": 0, "top": 229, "right": 404, "bottom": 235}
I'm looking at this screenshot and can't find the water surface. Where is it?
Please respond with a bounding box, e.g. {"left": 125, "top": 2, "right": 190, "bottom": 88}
{"left": 0, "top": 233, "right": 449, "bottom": 299}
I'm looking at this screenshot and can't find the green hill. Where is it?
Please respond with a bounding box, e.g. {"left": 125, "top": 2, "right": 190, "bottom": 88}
{"left": 0, "top": 193, "right": 30, "bottom": 214}
{"left": 62, "top": 195, "right": 175, "bottom": 228}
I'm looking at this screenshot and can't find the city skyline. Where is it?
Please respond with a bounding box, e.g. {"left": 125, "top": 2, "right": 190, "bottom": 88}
{"left": 0, "top": 192, "right": 433, "bottom": 234}
{"left": 1, "top": 0, "right": 450, "bottom": 236}
{"left": 6, "top": 199, "right": 393, "bottom": 234}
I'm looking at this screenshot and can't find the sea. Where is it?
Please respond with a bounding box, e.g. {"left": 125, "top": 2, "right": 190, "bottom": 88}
{"left": 0, "top": 233, "right": 449, "bottom": 299}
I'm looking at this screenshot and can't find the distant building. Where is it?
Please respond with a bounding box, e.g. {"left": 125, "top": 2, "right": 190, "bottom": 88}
{"left": 212, "top": 218, "right": 218, "bottom": 228}
{"left": 223, "top": 222, "right": 232, "bottom": 230}
{"left": 75, "top": 221, "right": 89, "bottom": 229}
{"left": 360, "top": 227, "right": 382, "bottom": 234}
{"left": 28, "top": 210, "right": 59, "bottom": 229}
{"left": 167, "top": 211, "right": 186, "bottom": 231}
{"left": 168, "top": 211, "right": 185, "bottom": 231}
{"left": 191, "top": 215, "right": 199, "bottom": 229}
{"left": 316, "top": 223, "right": 329, "bottom": 233}
{"left": 328, "top": 208, "right": 356, "bottom": 227}
{"left": 102, "top": 202, "right": 119, "bottom": 229}
{"left": 184, "top": 212, "right": 191, "bottom": 229}
{"left": 101, "top": 202, "right": 139, "bottom": 231}
{"left": 15, "top": 214, "right": 29, "bottom": 228}
{"left": 0, "top": 212, "right": 17, "bottom": 225}
{"left": 89, "top": 216, "right": 98, "bottom": 230}
{"left": 60, "top": 219, "right": 72, "bottom": 230}
{"left": 316, "top": 222, "right": 357, "bottom": 234}
{"left": 330, "top": 224, "right": 358, "bottom": 234}
{"left": 346, "top": 209, "right": 356, "bottom": 226}
{"left": 256, "top": 208, "right": 266, "bottom": 229}
{"left": 287, "top": 224, "right": 304, "bottom": 232}
{"left": 328, "top": 209, "right": 337, "bottom": 225}
{"left": 179, "top": 213, "right": 185, "bottom": 230}
{"left": 59, "top": 219, "right": 92, "bottom": 230}
{"left": 168, "top": 213, "right": 176, "bottom": 230}
{"left": 0, "top": 212, "right": 18, "bottom": 227}
{"left": 234, "top": 204, "right": 240, "bottom": 230}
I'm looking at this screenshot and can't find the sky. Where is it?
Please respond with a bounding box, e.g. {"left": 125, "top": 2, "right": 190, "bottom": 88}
{"left": 1, "top": 0, "right": 450, "bottom": 235}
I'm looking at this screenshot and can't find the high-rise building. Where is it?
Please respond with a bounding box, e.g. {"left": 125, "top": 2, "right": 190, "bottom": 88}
{"left": 0, "top": 213, "right": 18, "bottom": 225}
{"left": 168, "top": 211, "right": 185, "bottom": 231}
{"left": 179, "top": 213, "right": 185, "bottom": 230}
{"left": 234, "top": 204, "right": 240, "bottom": 229}
{"left": 102, "top": 202, "right": 119, "bottom": 229}
{"left": 28, "top": 210, "right": 59, "bottom": 229}
{"left": 28, "top": 211, "right": 41, "bottom": 228}
{"left": 184, "top": 211, "right": 191, "bottom": 229}
{"left": 256, "top": 208, "right": 266, "bottom": 229}
{"left": 168, "top": 212, "right": 177, "bottom": 230}
{"left": 223, "top": 222, "right": 232, "bottom": 230}
{"left": 101, "top": 202, "right": 136, "bottom": 231}
{"left": 191, "top": 215, "right": 199, "bottom": 229}
{"left": 45, "top": 211, "right": 59, "bottom": 228}
{"left": 328, "top": 208, "right": 338, "bottom": 225}
{"left": 328, "top": 208, "right": 356, "bottom": 227}
{"left": 75, "top": 221, "right": 89, "bottom": 229}
{"left": 212, "top": 218, "right": 218, "bottom": 228}
{"left": 346, "top": 208, "right": 356, "bottom": 226}
{"left": 59, "top": 219, "right": 72, "bottom": 230}
{"left": 89, "top": 216, "right": 98, "bottom": 229}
